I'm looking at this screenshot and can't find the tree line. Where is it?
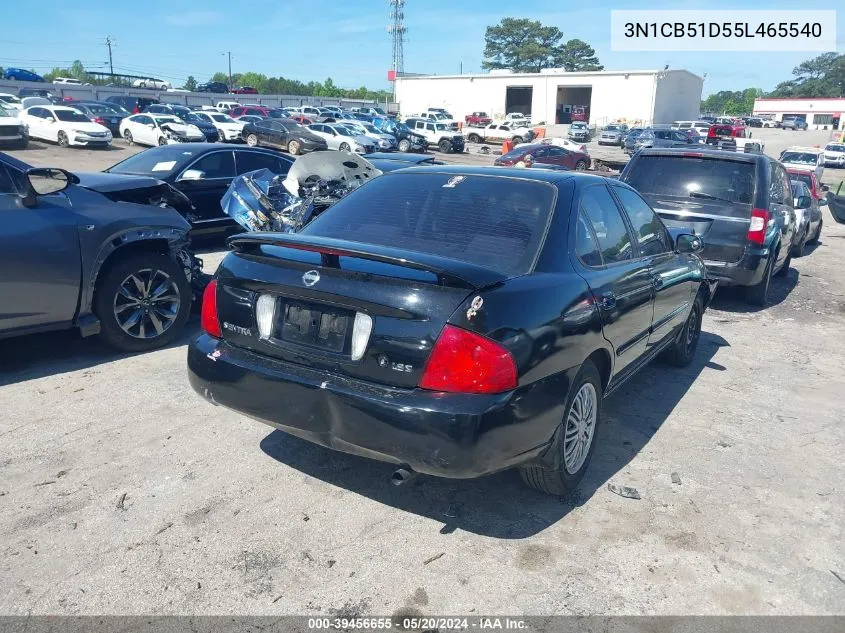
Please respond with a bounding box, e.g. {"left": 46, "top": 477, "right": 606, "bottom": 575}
{"left": 702, "top": 52, "right": 845, "bottom": 115}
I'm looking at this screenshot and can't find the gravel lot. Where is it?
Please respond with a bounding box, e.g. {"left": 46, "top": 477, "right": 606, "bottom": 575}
{"left": 1, "top": 129, "right": 844, "bottom": 616}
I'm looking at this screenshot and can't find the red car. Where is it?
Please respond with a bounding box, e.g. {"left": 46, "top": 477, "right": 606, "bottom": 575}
{"left": 230, "top": 106, "right": 274, "bottom": 118}
{"left": 465, "top": 111, "right": 492, "bottom": 126}
{"left": 231, "top": 86, "right": 258, "bottom": 95}
{"left": 787, "top": 168, "right": 823, "bottom": 200}
{"left": 494, "top": 142, "right": 590, "bottom": 170}
{"left": 289, "top": 114, "right": 314, "bottom": 125}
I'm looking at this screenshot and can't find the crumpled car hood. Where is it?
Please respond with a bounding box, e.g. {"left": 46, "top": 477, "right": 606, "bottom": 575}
{"left": 221, "top": 152, "right": 381, "bottom": 233}
{"left": 73, "top": 172, "right": 194, "bottom": 218}
{"left": 161, "top": 122, "right": 203, "bottom": 137}
{"left": 74, "top": 172, "right": 172, "bottom": 192}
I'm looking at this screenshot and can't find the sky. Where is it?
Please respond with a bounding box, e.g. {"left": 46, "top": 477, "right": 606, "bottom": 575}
{"left": 2, "top": 0, "right": 842, "bottom": 96}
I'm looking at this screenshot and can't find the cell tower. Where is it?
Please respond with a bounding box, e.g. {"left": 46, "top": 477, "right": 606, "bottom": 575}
{"left": 388, "top": 0, "right": 407, "bottom": 74}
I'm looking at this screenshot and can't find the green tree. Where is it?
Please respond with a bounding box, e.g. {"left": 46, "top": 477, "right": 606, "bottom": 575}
{"left": 483, "top": 18, "right": 571, "bottom": 73}
{"left": 70, "top": 60, "right": 87, "bottom": 81}
{"left": 183, "top": 75, "right": 197, "bottom": 91}
{"left": 557, "top": 39, "right": 603, "bottom": 71}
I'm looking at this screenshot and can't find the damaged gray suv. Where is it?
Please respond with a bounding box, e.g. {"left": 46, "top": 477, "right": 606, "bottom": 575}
{"left": 0, "top": 152, "right": 201, "bottom": 351}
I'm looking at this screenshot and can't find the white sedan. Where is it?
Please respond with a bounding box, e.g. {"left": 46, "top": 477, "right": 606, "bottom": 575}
{"left": 190, "top": 111, "right": 245, "bottom": 142}
{"left": 335, "top": 120, "right": 394, "bottom": 150}
{"left": 307, "top": 123, "right": 376, "bottom": 154}
{"left": 119, "top": 114, "right": 205, "bottom": 147}
{"left": 19, "top": 105, "right": 112, "bottom": 147}
{"left": 131, "top": 78, "right": 172, "bottom": 90}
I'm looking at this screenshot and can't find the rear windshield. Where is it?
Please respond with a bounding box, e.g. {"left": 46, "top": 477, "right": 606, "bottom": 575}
{"left": 790, "top": 172, "right": 814, "bottom": 191}
{"left": 301, "top": 172, "right": 556, "bottom": 276}
{"left": 780, "top": 152, "right": 818, "bottom": 165}
{"left": 623, "top": 156, "right": 756, "bottom": 205}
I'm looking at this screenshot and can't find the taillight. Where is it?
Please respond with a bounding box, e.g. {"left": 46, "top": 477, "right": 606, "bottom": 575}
{"left": 93, "top": 117, "right": 105, "bottom": 124}
{"left": 747, "top": 208, "right": 770, "bottom": 245}
{"left": 133, "top": 106, "right": 140, "bottom": 114}
{"left": 419, "top": 325, "right": 517, "bottom": 394}
{"left": 708, "top": 128, "right": 716, "bottom": 137}
{"left": 201, "top": 280, "right": 221, "bottom": 337}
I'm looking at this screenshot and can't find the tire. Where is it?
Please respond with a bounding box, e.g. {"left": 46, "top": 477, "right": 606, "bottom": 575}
{"left": 16, "top": 137, "right": 29, "bottom": 149}
{"left": 511, "top": 136, "right": 523, "bottom": 145}
{"left": 93, "top": 252, "right": 191, "bottom": 353}
{"left": 467, "top": 133, "right": 481, "bottom": 144}
{"left": 288, "top": 139, "right": 301, "bottom": 155}
{"left": 661, "top": 295, "right": 703, "bottom": 367}
{"left": 124, "top": 130, "right": 133, "bottom": 145}
{"left": 158, "top": 135, "right": 168, "bottom": 146}
{"left": 398, "top": 139, "right": 410, "bottom": 152}
{"left": 339, "top": 142, "right": 351, "bottom": 152}
{"left": 775, "top": 252, "right": 791, "bottom": 277}
{"left": 57, "top": 130, "right": 69, "bottom": 148}
{"left": 438, "top": 139, "right": 452, "bottom": 153}
{"left": 246, "top": 133, "right": 258, "bottom": 147}
{"left": 519, "top": 359, "right": 602, "bottom": 496}
{"left": 575, "top": 160, "right": 588, "bottom": 170}
{"left": 745, "top": 255, "right": 773, "bottom": 306}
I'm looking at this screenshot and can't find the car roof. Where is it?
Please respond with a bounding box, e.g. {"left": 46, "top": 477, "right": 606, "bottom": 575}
{"left": 633, "top": 147, "right": 768, "bottom": 164}
{"left": 391, "top": 164, "right": 606, "bottom": 185}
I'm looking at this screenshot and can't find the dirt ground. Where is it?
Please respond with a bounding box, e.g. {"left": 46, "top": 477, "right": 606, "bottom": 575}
{"left": 1, "top": 131, "right": 844, "bottom": 615}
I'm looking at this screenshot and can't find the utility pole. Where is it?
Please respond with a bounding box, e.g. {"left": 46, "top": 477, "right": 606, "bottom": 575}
{"left": 105, "top": 36, "right": 114, "bottom": 75}
{"left": 225, "top": 51, "right": 232, "bottom": 89}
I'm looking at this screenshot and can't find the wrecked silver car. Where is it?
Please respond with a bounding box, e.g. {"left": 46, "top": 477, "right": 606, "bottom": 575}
{"left": 221, "top": 151, "right": 381, "bottom": 233}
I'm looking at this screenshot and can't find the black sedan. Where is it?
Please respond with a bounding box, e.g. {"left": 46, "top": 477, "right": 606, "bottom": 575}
{"left": 363, "top": 152, "right": 444, "bottom": 172}
{"left": 105, "top": 144, "right": 293, "bottom": 236}
{"left": 242, "top": 118, "right": 327, "bottom": 155}
{"left": 187, "top": 166, "right": 716, "bottom": 495}
{"left": 67, "top": 101, "right": 127, "bottom": 136}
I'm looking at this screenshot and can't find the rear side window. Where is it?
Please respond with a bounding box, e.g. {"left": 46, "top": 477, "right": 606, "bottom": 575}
{"left": 579, "top": 185, "right": 633, "bottom": 264}
{"left": 301, "top": 173, "right": 556, "bottom": 276}
{"left": 770, "top": 162, "right": 789, "bottom": 205}
{"left": 574, "top": 211, "right": 603, "bottom": 267}
{"left": 623, "top": 156, "right": 757, "bottom": 209}
{"left": 612, "top": 186, "right": 672, "bottom": 256}
{"left": 235, "top": 151, "right": 289, "bottom": 175}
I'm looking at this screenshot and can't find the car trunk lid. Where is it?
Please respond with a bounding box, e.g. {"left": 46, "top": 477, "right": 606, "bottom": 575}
{"left": 215, "top": 234, "right": 500, "bottom": 388}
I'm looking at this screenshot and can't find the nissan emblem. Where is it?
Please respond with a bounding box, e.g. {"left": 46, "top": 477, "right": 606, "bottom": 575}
{"left": 302, "top": 270, "right": 320, "bottom": 287}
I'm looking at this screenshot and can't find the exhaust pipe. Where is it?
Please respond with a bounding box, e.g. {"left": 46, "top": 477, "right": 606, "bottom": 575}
{"left": 391, "top": 466, "right": 417, "bottom": 486}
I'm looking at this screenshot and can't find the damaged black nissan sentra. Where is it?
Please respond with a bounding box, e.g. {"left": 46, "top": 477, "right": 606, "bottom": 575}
{"left": 188, "top": 166, "right": 717, "bottom": 495}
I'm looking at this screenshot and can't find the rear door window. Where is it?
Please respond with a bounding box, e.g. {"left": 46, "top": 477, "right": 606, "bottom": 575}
{"left": 235, "top": 151, "right": 290, "bottom": 175}
{"left": 301, "top": 173, "right": 556, "bottom": 276}
{"left": 612, "top": 186, "right": 673, "bottom": 256}
{"left": 579, "top": 184, "right": 634, "bottom": 264}
{"left": 623, "top": 155, "right": 757, "bottom": 212}
{"left": 188, "top": 151, "right": 236, "bottom": 179}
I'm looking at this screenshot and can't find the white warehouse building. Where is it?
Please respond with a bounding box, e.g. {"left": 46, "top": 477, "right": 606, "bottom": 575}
{"left": 394, "top": 68, "right": 703, "bottom": 126}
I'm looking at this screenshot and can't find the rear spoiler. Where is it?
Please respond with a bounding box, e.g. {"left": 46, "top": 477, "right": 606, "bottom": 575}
{"left": 227, "top": 232, "right": 508, "bottom": 289}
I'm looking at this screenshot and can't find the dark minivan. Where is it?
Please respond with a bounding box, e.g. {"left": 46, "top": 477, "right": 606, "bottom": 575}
{"left": 188, "top": 167, "right": 716, "bottom": 495}
{"left": 621, "top": 148, "right": 795, "bottom": 305}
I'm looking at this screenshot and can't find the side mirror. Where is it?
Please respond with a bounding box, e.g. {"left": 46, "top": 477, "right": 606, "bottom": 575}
{"left": 818, "top": 197, "right": 828, "bottom": 206}
{"left": 821, "top": 184, "right": 830, "bottom": 192}
{"left": 177, "top": 169, "right": 204, "bottom": 182}
{"left": 797, "top": 195, "right": 811, "bottom": 209}
{"left": 27, "top": 167, "right": 71, "bottom": 196}
{"left": 675, "top": 233, "right": 703, "bottom": 254}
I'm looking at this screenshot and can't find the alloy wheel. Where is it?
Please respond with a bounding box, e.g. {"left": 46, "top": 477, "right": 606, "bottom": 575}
{"left": 113, "top": 268, "right": 181, "bottom": 340}
{"left": 685, "top": 304, "right": 701, "bottom": 356}
{"left": 563, "top": 383, "right": 598, "bottom": 474}
{"left": 57, "top": 131, "right": 69, "bottom": 147}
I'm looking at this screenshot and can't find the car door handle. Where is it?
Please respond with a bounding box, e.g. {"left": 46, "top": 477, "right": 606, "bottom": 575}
{"left": 652, "top": 274, "right": 664, "bottom": 289}
{"left": 598, "top": 293, "right": 616, "bottom": 310}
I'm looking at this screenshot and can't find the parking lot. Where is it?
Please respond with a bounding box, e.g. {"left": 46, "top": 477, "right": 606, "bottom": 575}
{"left": 1, "top": 129, "right": 845, "bottom": 615}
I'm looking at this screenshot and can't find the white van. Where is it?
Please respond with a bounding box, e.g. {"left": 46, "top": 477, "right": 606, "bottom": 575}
{"left": 672, "top": 120, "right": 711, "bottom": 138}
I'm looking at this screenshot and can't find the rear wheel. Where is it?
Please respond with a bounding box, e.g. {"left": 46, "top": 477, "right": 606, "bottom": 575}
{"left": 246, "top": 133, "right": 258, "bottom": 147}
{"left": 519, "top": 360, "right": 602, "bottom": 495}
{"left": 662, "top": 295, "right": 703, "bottom": 367}
{"left": 467, "top": 133, "right": 481, "bottom": 144}
{"left": 93, "top": 252, "right": 191, "bottom": 352}
{"left": 124, "top": 130, "right": 134, "bottom": 145}
{"left": 288, "top": 139, "right": 301, "bottom": 155}
{"left": 511, "top": 136, "right": 523, "bottom": 145}
{"left": 438, "top": 139, "right": 452, "bottom": 153}
{"left": 57, "top": 131, "right": 69, "bottom": 148}
{"left": 339, "top": 142, "right": 351, "bottom": 152}
{"left": 808, "top": 220, "right": 822, "bottom": 244}
{"left": 575, "top": 159, "right": 588, "bottom": 170}
{"left": 791, "top": 232, "right": 806, "bottom": 257}
{"left": 397, "top": 139, "right": 411, "bottom": 152}
{"left": 745, "top": 255, "right": 773, "bottom": 306}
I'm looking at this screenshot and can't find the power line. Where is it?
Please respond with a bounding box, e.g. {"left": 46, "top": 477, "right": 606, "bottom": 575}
{"left": 105, "top": 37, "right": 114, "bottom": 75}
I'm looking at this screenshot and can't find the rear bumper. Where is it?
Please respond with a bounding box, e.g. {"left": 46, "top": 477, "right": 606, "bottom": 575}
{"left": 702, "top": 248, "right": 770, "bottom": 287}
{"left": 187, "top": 334, "right": 559, "bottom": 478}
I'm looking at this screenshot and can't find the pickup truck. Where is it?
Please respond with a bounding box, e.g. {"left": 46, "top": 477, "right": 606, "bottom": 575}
{"left": 404, "top": 118, "right": 465, "bottom": 153}
{"left": 463, "top": 122, "right": 533, "bottom": 145}
{"left": 465, "top": 111, "right": 492, "bottom": 127}
{"left": 504, "top": 112, "right": 531, "bottom": 126}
